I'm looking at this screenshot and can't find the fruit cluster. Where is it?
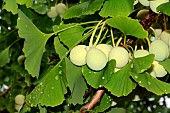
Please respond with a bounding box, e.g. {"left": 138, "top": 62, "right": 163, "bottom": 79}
{"left": 14, "top": 94, "right": 25, "bottom": 112}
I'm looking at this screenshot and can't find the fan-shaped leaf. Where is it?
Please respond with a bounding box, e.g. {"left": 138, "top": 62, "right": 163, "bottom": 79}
{"left": 104, "top": 62, "right": 136, "bottom": 97}
{"left": 3, "top": 0, "right": 18, "bottom": 14}
{"left": 17, "top": 10, "right": 52, "bottom": 78}
{"left": 157, "top": 2, "right": 170, "bottom": 16}
{"left": 0, "top": 47, "right": 10, "bottom": 67}
{"left": 159, "top": 59, "right": 170, "bottom": 74}
{"left": 130, "top": 72, "right": 170, "bottom": 95}
{"left": 106, "top": 16, "right": 148, "bottom": 39}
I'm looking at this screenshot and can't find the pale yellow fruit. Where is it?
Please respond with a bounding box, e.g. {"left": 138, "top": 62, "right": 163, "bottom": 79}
{"left": 152, "top": 61, "right": 167, "bottom": 77}
{"left": 134, "top": 49, "right": 149, "bottom": 58}
{"left": 47, "top": 6, "right": 58, "bottom": 18}
{"left": 55, "top": 3, "right": 67, "bottom": 15}
{"left": 160, "top": 30, "right": 170, "bottom": 45}
{"left": 96, "top": 44, "right": 113, "bottom": 60}
{"left": 86, "top": 47, "right": 107, "bottom": 71}
{"left": 149, "top": 40, "right": 169, "bottom": 61}
{"left": 149, "top": 0, "right": 169, "bottom": 13}
{"left": 134, "top": 0, "right": 139, "bottom": 5}
{"left": 139, "top": 0, "right": 149, "bottom": 6}
{"left": 133, "top": 95, "right": 140, "bottom": 101}
{"left": 154, "top": 29, "right": 162, "bottom": 39}
{"left": 15, "top": 94, "right": 25, "bottom": 105}
{"left": 70, "top": 45, "right": 87, "bottom": 66}
{"left": 109, "top": 47, "right": 129, "bottom": 68}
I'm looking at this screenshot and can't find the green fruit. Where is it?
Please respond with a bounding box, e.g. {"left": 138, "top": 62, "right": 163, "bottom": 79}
{"left": 149, "top": 40, "right": 169, "bottom": 61}
{"left": 55, "top": 3, "right": 67, "bottom": 15}
{"left": 17, "top": 55, "right": 25, "bottom": 65}
{"left": 96, "top": 44, "right": 113, "bottom": 60}
{"left": 134, "top": 49, "right": 149, "bottom": 58}
{"left": 86, "top": 47, "right": 107, "bottom": 71}
{"left": 70, "top": 45, "right": 87, "bottom": 66}
{"left": 109, "top": 47, "right": 129, "bottom": 68}
{"left": 15, "top": 94, "right": 25, "bottom": 105}
{"left": 47, "top": 6, "right": 58, "bottom": 18}
{"left": 151, "top": 61, "right": 167, "bottom": 77}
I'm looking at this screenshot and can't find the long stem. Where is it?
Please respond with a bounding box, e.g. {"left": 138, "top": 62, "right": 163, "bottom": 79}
{"left": 93, "top": 21, "right": 106, "bottom": 46}
{"left": 110, "top": 28, "right": 115, "bottom": 47}
{"left": 146, "top": 36, "right": 151, "bottom": 47}
{"left": 116, "top": 37, "right": 123, "bottom": 47}
{"left": 89, "top": 20, "right": 103, "bottom": 47}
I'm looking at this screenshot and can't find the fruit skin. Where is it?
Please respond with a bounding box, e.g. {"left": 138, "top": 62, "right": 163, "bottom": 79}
{"left": 134, "top": 49, "right": 149, "bottom": 58}
{"left": 55, "top": 3, "right": 67, "bottom": 15}
{"left": 17, "top": 55, "right": 25, "bottom": 65}
{"left": 96, "top": 44, "right": 113, "bottom": 60}
{"left": 109, "top": 47, "right": 129, "bottom": 68}
{"left": 47, "top": 6, "right": 58, "bottom": 18}
{"left": 15, "top": 94, "right": 25, "bottom": 105}
{"left": 86, "top": 47, "right": 107, "bottom": 71}
{"left": 149, "top": 0, "right": 169, "bottom": 13}
{"left": 70, "top": 45, "right": 87, "bottom": 66}
{"left": 149, "top": 40, "right": 169, "bottom": 61}
{"left": 160, "top": 30, "right": 170, "bottom": 45}
{"left": 139, "top": 0, "right": 149, "bottom": 6}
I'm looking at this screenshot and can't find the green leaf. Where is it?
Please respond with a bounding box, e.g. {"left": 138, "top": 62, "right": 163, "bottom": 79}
{"left": 31, "top": 3, "right": 48, "bottom": 14}
{"left": 17, "top": 10, "right": 52, "bottom": 78}
{"left": 63, "top": 0, "right": 104, "bottom": 19}
{"left": 106, "top": 16, "right": 148, "bottom": 39}
{"left": 16, "top": 0, "right": 33, "bottom": 8}
{"left": 54, "top": 36, "right": 68, "bottom": 59}
{"left": 65, "top": 58, "right": 87, "bottom": 105}
{"left": 107, "top": 108, "right": 126, "bottom": 113}
{"left": 27, "top": 61, "right": 67, "bottom": 107}
{"left": 99, "top": 0, "right": 134, "bottom": 17}
{"left": 0, "top": 47, "right": 10, "bottom": 67}
{"left": 157, "top": 2, "right": 170, "bottom": 16}
{"left": 104, "top": 62, "right": 136, "bottom": 97}
{"left": 58, "top": 25, "right": 84, "bottom": 49}
{"left": 3, "top": 0, "right": 18, "bottom": 15}
{"left": 93, "top": 93, "right": 112, "bottom": 112}
{"left": 82, "top": 60, "right": 116, "bottom": 88}
{"left": 130, "top": 72, "right": 170, "bottom": 95}
{"left": 159, "top": 59, "right": 170, "bottom": 74}
{"left": 132, "top": 54, "right": 154, "bottom": 73}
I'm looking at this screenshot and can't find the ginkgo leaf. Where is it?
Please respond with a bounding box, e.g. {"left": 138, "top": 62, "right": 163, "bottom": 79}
{"left": 3, "top": 0, "right": 18, "bottom": 14}
{"left": 130, "top": 72, "right": 170, "bottom": 95}
{"left": 106, "top": 16, "right": 148, "bottom": 39}
{"left": 17, "top": 10, "right": 52, "bottom": 78}
{"left": 0, "top": 47, "right": 10, "bottom": 67}
{"left": 159, "top": 59, "right": 170, "bottom": 74}
{"left": 104, "top": 62, "right": 136, "bottom": 97}
{"left": 16, "top": 0, "right": 33, "bottom": 8}
{"left": 157, "top": 2, "right": 170, "bottom": 16}
{"left": 27, "top": 61, "right": 67, "bottom": 107}
{"left": 63, "top": 0, "right": 104, "bottom": 19}
{"left": 99, "top": 0, "right": 134, "bottom": 17}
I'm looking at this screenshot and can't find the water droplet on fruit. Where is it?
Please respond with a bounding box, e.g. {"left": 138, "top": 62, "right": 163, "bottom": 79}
{"left": 102, "top": 77, "right": 105, "bottom": 80}
{"left": 139, "top": 81, "right": 142, "bottom": 83}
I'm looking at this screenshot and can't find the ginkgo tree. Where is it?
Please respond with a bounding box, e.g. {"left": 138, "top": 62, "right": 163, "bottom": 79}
{"left": 1, "top": 0, "right": 170, "bottom": 113}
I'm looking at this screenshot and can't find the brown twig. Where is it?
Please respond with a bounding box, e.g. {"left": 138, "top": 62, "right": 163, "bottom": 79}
{"left": 0, "top": 87, "right": 11, "bottom": 97}
{"left": 80, "top": 89, "right": 105, "bottom": 113}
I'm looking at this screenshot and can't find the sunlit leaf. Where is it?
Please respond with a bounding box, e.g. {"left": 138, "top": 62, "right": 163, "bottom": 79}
{"left": 63, "top": 0, "right": 104, "bottom": 19}
{"left": 130, "top": 72, "right": 170, "bottom": 95}
{"left": 27, "top": 61, "right": 67, "bottom": 107}
{"left": 132, "top": 54, "right": 154, "bottom": 73}
{"left": 17, "top": 10, "right": 52, "bottom": 78}
{"left": 104, "top": 62, "right": 136, "bottom": 97}
{"left": 16, "top": 0, "right": 33, "bottom": 8}
{"left": 0, "top": 47, "right": 10, "bottom": 67}
{"left": 31, "top": 3, "right": 48, "bottom": 14}
{"left": 99, "top": 0, "right": 134, "bottom": 17}
{"left": 106, "top": 16, "right": 148, "bottom": 39}
{"left": 65, "top": 58, "right": 87, "bottom": 105}
{"left": 107, "top": 108, "right": 126, "bottom": 113}
{"left": 82, "top": 60, "right": 116, "bottom": 88}
{"left": 54, "top": 36, "right": 68, "bottom": 59}
{"left": 157, "top": 2, "right": 170, "bottom": 16}
{"left": 159, "top": 59, "right": 170, "bottom": 74}
{"left": 3, "top": 0, "right": 18, "bottom": 14}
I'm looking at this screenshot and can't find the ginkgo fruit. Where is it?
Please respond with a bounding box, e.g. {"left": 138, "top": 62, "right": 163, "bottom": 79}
{"left": 96, "top": 44, "right": 113, "bottom": 60}
{"left": 149, "top": 40, "right": 169, "bottom": 61}
{"left": 139, "top": 0, "right": 149, "bottom": 6}
{"left": 55, "top": 3, "right": 67, "bottom": 15}
{"left": 17, "top": 55, "right": 25, "bottom": 65}
{"left": 70, "top": 45, "right": 87, "bottom": 66}
{"left": 134, "top": 49, "right": 149, "bottom": 58}
{"left": 160, "top": 30, "right": 170, "bottom": 45}
{"left": 86, "top": 47, "right": 107, "bottom": 71}
{"left": 109, "top": 47, "right": 129, "bottom": 68}
{"left": 149, "top": 0, "right": 169, "bottom": 13}
{"left": 151, "top": 61, "right": 167, "bottom": 77}
{"left": 15, "top": 94, "right": 25, "bottom": 105}
{"left": 47, "top": 6, "right": 58, "bottom": 18}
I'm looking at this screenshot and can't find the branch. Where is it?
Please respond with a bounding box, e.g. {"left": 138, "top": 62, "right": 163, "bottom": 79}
{"left": 0, "top": 87, "right": 11, "bottom": 97}
{"left": 80, "top": 89, "right": 105, "bottom": 113}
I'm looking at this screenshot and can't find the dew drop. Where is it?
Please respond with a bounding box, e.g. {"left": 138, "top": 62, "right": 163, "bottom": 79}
{"left": 148, "top": 82, "right": 151, "bottom": 85}
{"left": 40, "top": 82, "right": 43, "bottom": 85}
{"left": 18, "top": 18, "right": 20, "bottom": 20}
{"left": 139, "top": 81, "right": 142, "bottom": 83}
{"left": 102, "top": 77, "right": 105, "bottom": 80}
{"left": 55, "top": 76, "right": 59, "bottom": 80}
{"left": 52, "top": 87, "right": 54, "bottom": 89}
{"left": 99, "top": 85, "right": 102, "bottom": 87}
{"left": 165, "top": 90, "right": 167, "bottom": 92}
{"left": 41, "top": 92, "right": 43, "bottom": 94}
{"left": 135, "top": 76, "right": 138, "bottom": 79}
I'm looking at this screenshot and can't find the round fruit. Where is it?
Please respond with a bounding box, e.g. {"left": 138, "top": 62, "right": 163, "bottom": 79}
{"left": 134, "top": 0, "right": 139, "bottom": 5}
{"left": 134, "top": 49, "right": 149, "bottom": 58}
{"left": 15, "top": 94, "right": 25, "bottom": 105}
{"left": 70, "top": 45, "right": 87, "bottom": 66}
{"left": 17, "top": 55, "right": 25, "bottom": 65}
{"left": 160, "top": 30, "right": 170, "bottom": 45}
{"left": 149, "top": 40, "right": 169, "bottom": 61}
{"left": 96, "top": 44, "right": 113, "bottom": 60}
{"left": 137, "top": 9, "right": 149, "bottom": 19}
{"left": 47, "top": 6, "right": 58, "bottom": 18}
{"left": 86, "top": 47, "right": 107, "bottom": 71}
{"left": 152, "top": 61, "right": 167, "bottom": 77}
{"left": 150, "top": 0, "right": 169, "bottom": 13}
{"left": 154, "top": 29, "right": 162, "bottom": 39}
{"left": 55, "top": 3, "right": 67, "bottom": 15}
{"left": 139, "top": 0, "right": 149, "bottom": 6}
{"left": 109, "top": 47, "right": 129, "bottom": 68}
